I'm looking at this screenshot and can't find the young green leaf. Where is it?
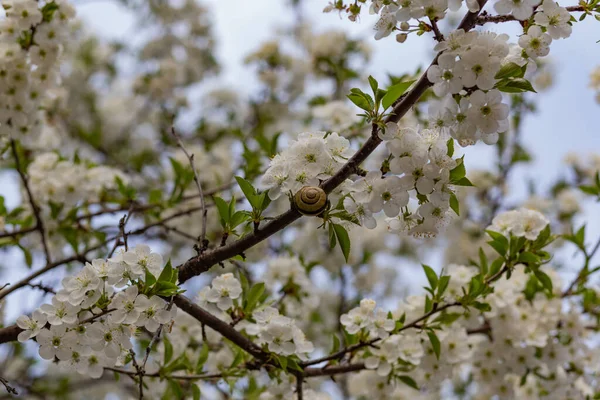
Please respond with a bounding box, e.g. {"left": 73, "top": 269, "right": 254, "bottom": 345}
{"left": 449, "top": 192, "right": 460, "bottom": 216}
{"left": 427, "top": 331, "right": 441, "bottom": 360}
{"left": 382, "top": 80, "right": 415, "bottom": 109}
{"left": 333, "top": 223, "right": 351, "bottom": 262}
{"left": 422, "top": 264, "right": 438, "bottom": 290}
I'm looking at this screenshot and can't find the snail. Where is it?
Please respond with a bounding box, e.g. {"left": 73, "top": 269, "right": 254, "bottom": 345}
{"left": 293, "top": 186, "right": 329, "bottom": 216}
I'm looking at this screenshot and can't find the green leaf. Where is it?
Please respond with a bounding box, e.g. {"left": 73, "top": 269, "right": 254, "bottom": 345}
{"left": 453, "top": 177, "right": 474, "bottom": 187}
{"left": 449, "top": 193, "right": 460, "bottom": 216}
{"left": 41, "top": 2, "right": 59, "bottom": 22}
{"left": 235, "top": 176, "right": 260, "bottom": 209}
{"left": 157, "top": 260, "right": 174, "bottom": 283}
{"left": 167, "top": 379, "right": 183, "bottom": 399}
{"left": 437, "top": 275, "right": 450, "bottom": 297}
{"left": 245, "top": 283, "right": 265, "bottom": 313}
{"left": 213, "top": 196, "right": 230, "bottom": 226}
{"left": 579, "top": 185, "right": 600, "bottom": 196}
{"left": 163, "top": 337, "right": 173, "bottom": 364}
{"left": 397, "top": 375, "right": 419, "bottom": 390}
{"left": 382, "top": 80, "right": 415, "bottom": 109}
{"left": 533, "top": 269, "right": 553, "bottom": 293}
{"left": 368, "top": 75, "right": 378, "bottom": 94}
{"left": 145, "top": 269, "right": 157, "bottom": 287}
{"left": 230, "top": 211, "right": 250, "bottom": 229}
{"left": 449, "top": 157, "right": 466, "bottom": 183}
{"left": 347, "top": 91, "right": 373, "bottom": 112}
{"left": 478, "top": 248, "right": 488, "bottom": 275}
{"left": 328, "top": 223, "right": 337, "bottom": 249}
{"left": 486, "top": 230, "right": 509, "bottom": 256}
{"left": 518, "top": 252, "right": 540, "bottom": 265}
{"left": 331, "top": 334, "right": 341, "bottom": 353}
{"left": 446, "top": 138, "right": 454, "bottom": 157}
{"left": 333, "top": 223, "right": 351, "bottom": 262}
{"left": 488, "top": 257, "right": 504, "bottom": 278}
{"left": 427, "top": 331, "right": 441, "bottom": 360}
{"left": 472, "top": 301, "right": 492, "bottom": 312}
{"left": 496, "top": 78, "right": 537, "bottom": 93}
{"left": 278, "top": 355, "right": 288, "bottom": 371}
{"left": 192, "top": 384, "right": 201, "bottom": 400}
{"left": 196, "top": 342, "right": 210, "bottom": 373}
{"left": 422, "top": 264, "right": 438, "bottom": 290}
{"left": 495, "top": 62, "right": 525, "bottom": 80}
{"left": 18, "top": 244, "right": 33, "bottom": 268}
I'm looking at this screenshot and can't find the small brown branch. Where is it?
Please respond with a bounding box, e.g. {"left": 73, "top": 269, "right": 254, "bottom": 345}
{"left": 0, "top": 377, "right": 17, "bottom": 395}
{"left": 25, "top": 283, "right": 56, "bottom": 295}
{"left": 173, "top": 295, "right": 267, "bottom": 361}
{"left": 141, "top": 297, "right": 175, "bottom": 370}
{"left": 475, "top": 6, "right": 584, "bottom": 25}
{"left": 105, "top": 367, "right": 223, "bottom": 381}
{"left": 562, "top": 235, "right": 600, "bottom": 297}
{"left": 429, "top": 18, "right": 444, "bottom": 41}
{"left": 108, "top": 210, "right": 134, "bottom": 258}
{"left": 303, "top": 363, "right": 366, "bottom": 377}
{"left": 0, "top": 226, "right": 37, "bottom": 239}
{"left": 10, "top": 140, "right": 51, "bottom": 263}
{"left": 0, "top": 254, "right": 86, "bottom": 302}
{"left": 171, "top": 127, "right": 208, "bottom": 254}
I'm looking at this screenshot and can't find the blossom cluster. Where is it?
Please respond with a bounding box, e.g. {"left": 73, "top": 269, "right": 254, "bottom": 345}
{"left": 263, "top": 256, "right": 320, "bottom": 317}
{"left": 197, "top": 272, "right": 315, "bottom": 359}
{"left": 28, "top": 152, "right": 128, "bottom": 206}
{"left": 348, "top": 125, "right": 458, "bottom": 236}
{"left": 198, "top": 272, "right": 243, "bottom": 311}
{"left": 0, "top": 0, "right": 75, "bottom": 141}
{"left": 348, "top": 0, "right": 572, "bottom": 46}
{"left": 246, "top": 306, "right": 315, "bottom": 360}
{"left": 341, "top": 270, "right": 598, "bottom": 398}
{"left": 16, "top": 244, "right": 177, "bottom": 379}
{"left": 488, "top": 207, "right": 550, "bottom": 240}
{"left": 260, "top": 131, "right": 353, "bottom": 200}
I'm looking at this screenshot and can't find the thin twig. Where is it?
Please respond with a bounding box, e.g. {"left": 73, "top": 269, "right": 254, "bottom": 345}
{"left": 10, "top": 139, "right": 51, "bottom": 263}
{"left": 475, "top": 5, "right": 584, "bottom": 25}
{"left": 0, "top": 377, "right": 17, "bottom": 395}
{"left": 105, "top": 367, "right": 223, "bottom": 381}
{"left": 128, "top": 349, "right": 144, "bottom": 400}
{"left": 562, "top": 235, "right": 600, "bottom": 297}
{"left": 140, "top": 296, "right": 175, "bottom": 385}
{"left": 108, "top": 209, "right": 134, "bottom": 258}
{"left": 171, "top": 127, "right": 208, "bottom": 254}
{"left": 428, "top": 17, "right": 444, "bottom": 41}
{"left": 25, "top": 283, "right": 56, "bottom": 295}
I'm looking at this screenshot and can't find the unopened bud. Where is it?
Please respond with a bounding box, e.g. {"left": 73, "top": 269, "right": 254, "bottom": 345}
{"left": 396, "top": 33, "right": 408, "bottom": 43}
{"left": 400, "top": 22, "right": 410, "bottom": 31}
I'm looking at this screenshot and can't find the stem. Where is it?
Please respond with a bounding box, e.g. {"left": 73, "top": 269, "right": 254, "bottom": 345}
{"left": 10, "top": 140, "right": 51, "bottom": 263}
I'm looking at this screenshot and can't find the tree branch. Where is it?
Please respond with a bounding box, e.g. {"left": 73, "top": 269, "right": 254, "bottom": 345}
{"left": 10, "top": 140, "right": 51, "bottom": 263}
{"left": 171, "top": 127, "right": 209, "bottom": 254}
{"left": 475, "top": 5, "right": 584, "bottom": 25}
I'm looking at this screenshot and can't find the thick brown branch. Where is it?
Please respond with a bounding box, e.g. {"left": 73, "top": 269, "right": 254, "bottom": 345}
{"left": 172, "top": 295, "right": 267, "bottom": 360}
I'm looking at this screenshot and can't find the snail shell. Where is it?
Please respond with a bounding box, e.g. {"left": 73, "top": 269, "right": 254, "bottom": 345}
{"left": 294, "top": 186, "right": 328, "bottom": 216}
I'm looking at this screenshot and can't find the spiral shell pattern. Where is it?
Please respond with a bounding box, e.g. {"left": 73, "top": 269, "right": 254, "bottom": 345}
{"left": 294, "top": 186, "right": 328, "bottom": 216}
